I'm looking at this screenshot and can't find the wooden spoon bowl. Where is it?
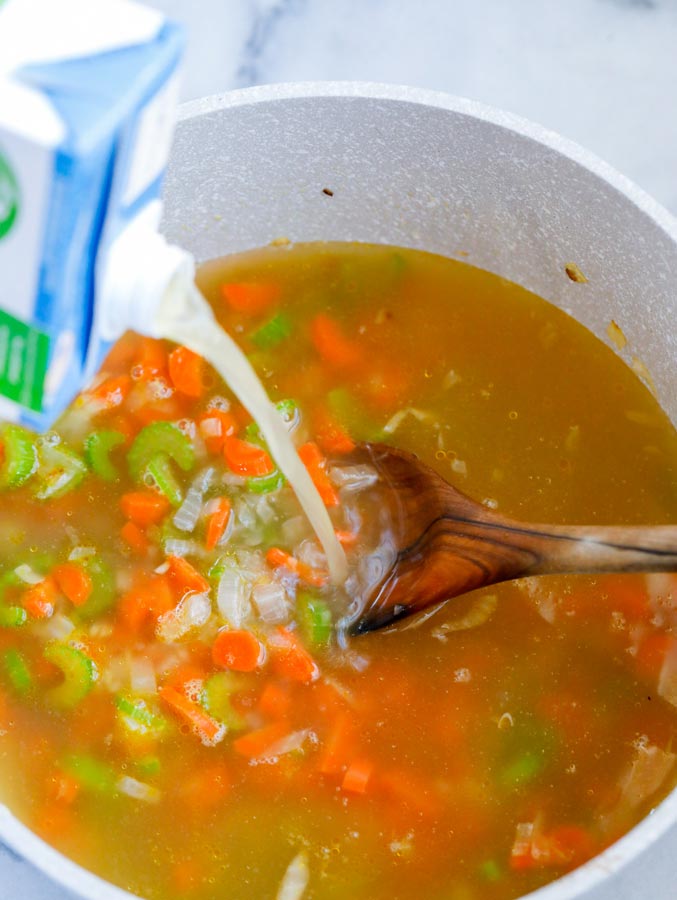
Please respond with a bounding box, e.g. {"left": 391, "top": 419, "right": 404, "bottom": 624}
{"left": 347, "top": 443, "right": 677, "bottom": 634}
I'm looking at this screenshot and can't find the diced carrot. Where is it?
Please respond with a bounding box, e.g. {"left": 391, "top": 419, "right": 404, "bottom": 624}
{"left": 166, "top": 555, "right": 210, "bottom": 595}
{"left": 212, "top": 629, "right": 265, "bottom": 672}
{"left": 52, "top": 563, "right": 92, "bottom": 607}
{"left": 298, "top": 441, "right": 339, "bottom": 506}
{"left": 120, "top": 520, "right": 150, "bottom": 555}
{"left": 134, "top": 338, "right": 167, "bottom": 380}
{"left": 87, "top": 374, "right": 132, "bottom": 410}
{"left": 266, "top": 546, "right": 327, "bottom": 588}
{"left": 310, "top": 314, "right": 363, "bottom": 369}
{"left": 48, "top": 770, "right": 80, "bottom": 806}
{"left": 313, "top": 407, "right": 356, "bottom": 455}
{"left": 232, "top": 721, "right": 289, "bottom": 759}
{"left": 257, "top": 681, "right": 291, "bottom": 719}
{"left": 268, "top": 627, "right": 320, "bottom": 684}
{"left": 178, "top": 763, "right": 230, "bottom": 813}
{"left": 342, "top": 758, "right": 373, "bottom": 794}
{"left": 118, "top": 574, "right": 174, "bottom": 632}
{"left": 223, "top": 436, "right": 274, "bottom": 477}
{"left": 120, "top": 491, "right": 171, "bottom": 526}
{"left": 634, "top": 632, "right": 675, "bottom": 681}
{"left": 221, "top": 282, "right": 280, "bottom": 316}
{"left": 335, "top": 530, "right": 357, "bottom": 546}
{"left": 198, "top": 409, "right": 238, "bottom": 454}
{"left": 164, "top": 663, "right": 208, "bottom": 696}
{"left": 168, "top": 346, "right": 206, "bottom": 398}
{"left": 159, "top": 685, "right": 224, "bottom": 745}
{"left": 171, "top": 858, "right": 206, "bottom": 894}
{"left": 205, "top": 497, "right": 231, "bottom": 551}
{"left": 597, "top": 574, "right": 650, "bottom": 621}
{"left": 23, "top": 578, "right": 57, "bottom": 619}
{"left": 319, "top": 711, "right": 356, "bottom": 775}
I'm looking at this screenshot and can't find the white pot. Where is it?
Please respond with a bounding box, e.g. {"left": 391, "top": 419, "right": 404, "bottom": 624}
{"left": 1, "top": 81, "right": 675, "bottom": 900}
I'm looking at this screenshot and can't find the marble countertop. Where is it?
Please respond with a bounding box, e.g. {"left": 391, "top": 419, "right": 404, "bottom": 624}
{"left": 2, "top": 0, "right": 676, "bottom": 898}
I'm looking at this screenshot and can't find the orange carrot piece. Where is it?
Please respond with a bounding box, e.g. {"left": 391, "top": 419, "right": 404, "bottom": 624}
{"left": 319, "top": 711, "right": 356, "bottom": 775}
{"left": 166, "top": 555, "right": 210, "bottom": 595}
{"left": 49, "top": 770, "right": 80, "bottom": 806}
{"left": 158, "top": 685, "right": 224, "bottom": 744}
{"left": 313, "top": 408, "right": 356, "bottom": 455}
{"left": 232, "top": 721, "right": 289, "bottom": 759}
{"left": 257, "top": 681, "right": 291, "bottom": 719}
{"left": 198, "top": 409, "right": 238, "bottom": 454}
{"left": 118, "top": 574, "right": 174, "bottom": 632}
{"left": 23, "top": 578, "right": 57, "bottom": 619}
{"left": 212, "top": 629, "right": 265, "bottom": 672}
{"left": 120, "top": 520, "right": 150, "bottom": 555}
{"left": 268, "top": 626, "right": 320, "bottom": 684}
{"left": 342, "top": 758, "right": 373, "bottom": 794}
{"left": 120, "top": 491, "right": 171, "bottom": 526}
{"left": 221, "top": 282, "right": 280, "bottom": 316}
{"left": 335, "top": 530, "right": 357, "bottom": 546}
{"left": 266, "top": 546, "right": 327, "bottom": 587}
{"left": 134, "top": 338, "right": 167, "bottom": 380}
{"left": 223, "top": 436, "right": 274, "bottom": 477}
{"left": 298, "top": 441, "right": 339, "bottom": 506}
{"left": 52, "top": 563, "right": 92, "bottom": 607}
{"left": 87, "top": 374, "right": 132, "bottom": 409}
{"left": 205, "top": 497, "right": 231, "bottom": 551}
{"left": 168, "top": 346, "right": 206, "bottom": 398}
{"left": 310, "top": 314, "right": 362, "bottom": 369}
{"left": 179, "top": 763, "right": 231, "bottom": 813}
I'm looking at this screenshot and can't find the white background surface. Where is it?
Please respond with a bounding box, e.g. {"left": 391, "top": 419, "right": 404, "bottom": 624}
{"left": 2, "top": 0, "right": 676, "bottom": 898}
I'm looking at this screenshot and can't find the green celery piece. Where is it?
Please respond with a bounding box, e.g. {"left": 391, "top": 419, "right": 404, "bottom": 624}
{"left": 84, "top": 429, "right": 125, "bottom": 481}
{"left": 136, "top": 755, "right": 161, "bottom": 777}
{"left": 246, "top": 470, "right": 285, "bottom": 494}
{"left": 115, "top": 695, "right": 166, "bottom": 738}
{"left": 44, "top": 642, "right": 98, "bottom": 709}
{"left": 245, "top": 398, "right": 298, "bottom": 446}
{"left": 0, "top": 424, "right": 38, "bottom": 488}
{"left": 499, "top": 751, "right": 545, "bottom": 789}
{"left": 0, "top": 605, "right": 27, "bottom": 628}
{"left": 74, "top": 556, "right": 115, "bottom": 621}
{"left": 61, "top": 753, "right": 116, "bottom": 794}
{"left": 326, "top": 387, "right": 384, "bottom": 442}
{"left": 128, "top": 421, "right": 194, "bottom": 482}
{"left": 297, "top": 592, "right": 333, "bottom": 646}
{"left": 3, "top": 648, "right": 32, "bottom": 694}
{"left": 146, "top": 453, "right": 183, "bottom": 506}
{"left": 250, "top": 312, "right": 292, "bottom": 349}
{"left": 201, "top": 672, "right": 247, "bottom": 731}
{"left": 34, "top": 442, "right": 87, "bottom": 500}
{"left": 479, "top": 860, "right": 502, "bottom": 882}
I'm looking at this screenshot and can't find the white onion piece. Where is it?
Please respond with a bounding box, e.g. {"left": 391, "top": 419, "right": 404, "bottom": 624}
{"left": 13, "top": 564, "right": 44, "bottom": 585}
{"left": 130, "top": 656, "right": 157, "bottom": 695}
{"left": 252, "top": 582, "right": 289, "bottom": 624}
{"left": 281, "top": 516, "right": 307, "bottom": 547}
{"left": 67, "top": 546, "right": 96, "bottom": 561}
{"left": 156, "top": 591, "right": 212, "bottom": 643}
{"left": 39, "top": 613, "right": 76, "bottom": 641}
{"left": 117, "top": 776, "right": 161, "bottom": 804}
{"left": 382, "top": 406, "right": 432, "bottom": 435}
{"left": 164, "top": 539, "right": 202, "bottom": 558}
{"left": 276, "top": 851, "right": 310, "bottom": 900}
{"left": 101, "top": 654, "right": 130, "bottom": 692}
{"left": 295, "top": 540, "right": 327, "bottom": 570}
{"left": 618, "top": 743, "right": 676, "bottom": 809}
{"left": 265, "top": 729, "right": 311, "bottom": 759}
{"left": 217, "top": 571, "right": 251, "bottom": 627}
{"left": 329, "top": 465, "right": 378, "bottom": 493}
{"left": 173, "top": 468, "right": 214, "bottom": 532}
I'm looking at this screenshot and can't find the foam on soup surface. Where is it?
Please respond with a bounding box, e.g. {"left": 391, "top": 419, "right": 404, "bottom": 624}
{"left": 0, "top": 243, "right": 676, "bottom": 900}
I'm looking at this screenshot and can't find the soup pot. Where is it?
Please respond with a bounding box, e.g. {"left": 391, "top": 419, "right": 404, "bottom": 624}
{"left": 0, "top": 81, "right": 676, "bottom": 900}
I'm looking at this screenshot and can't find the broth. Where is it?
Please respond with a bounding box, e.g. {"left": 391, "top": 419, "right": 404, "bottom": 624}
{"left": 0, "top": 243, "right": 676, "bottom": 900}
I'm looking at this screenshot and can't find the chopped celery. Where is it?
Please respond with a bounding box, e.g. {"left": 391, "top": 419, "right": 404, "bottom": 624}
{"left": 62, "top": 753, "right": 116, "bottom": 794}
{"left": 146, "top": 453, "right": 183, "bottom": 506}
{"left": 3, "top": 648, "right": 32, "bottom": 694}
{"left": 0, "top": 425, "right": 38, "bottom": 488}
{"left": 44, "top": 642, "right": 98, "bottom": 709}
{"left": 297, "top": 592, "right": 333, "bottom": 646}
{"left": 499, "top": 751, "right": 545, "bottom": 789}
{"left": 246, "top": 470, "right": 285, "bottom": 494}
{"left": 326, "top": 387, "right": 383, "bottom": 441}
{"left": 0, "top": 605, "right": 27, "bottom": 628}
{"left": 136, "top": 755, "right": 161, "bottom": 777}
{"left": 128, "top": 422, "right": 194, "bottom": 481}
{"left": 115, "top": 695, "right": 166, "bottom": 738}
{"left": 84, "top": 429, "right": 125, "bottom": 481}
{"left": 34, "top": 442, "right": 87, "bottom": 500}
{"left": 250, "top": 312, "right": 292, "bottom": 349}
{"left": 479, "top": 859, "right": 502, "bottom": 882}
{"left": 201, "top": 671, "right": 247, "bottom": 731}
{"left": 74, "top": 556, "right": 115, "bottom": 621}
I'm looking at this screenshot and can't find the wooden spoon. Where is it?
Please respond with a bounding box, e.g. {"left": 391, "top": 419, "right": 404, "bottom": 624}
{"left": 346, "top": 443, "right": 677, "bottom": 634}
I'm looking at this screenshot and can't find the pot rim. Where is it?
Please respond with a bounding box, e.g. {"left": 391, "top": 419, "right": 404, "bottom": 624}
{"left": 1, "top": 80, "right": 676, "bottom": 900}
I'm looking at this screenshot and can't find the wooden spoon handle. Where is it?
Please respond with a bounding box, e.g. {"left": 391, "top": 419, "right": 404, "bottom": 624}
{"left": 499, "top": 521, "right": 677, "bottom": 576}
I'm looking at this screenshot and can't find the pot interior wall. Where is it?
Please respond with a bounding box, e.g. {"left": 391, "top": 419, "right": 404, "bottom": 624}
{"left": 162, "top": 89, "right": 677, "bottom": 422}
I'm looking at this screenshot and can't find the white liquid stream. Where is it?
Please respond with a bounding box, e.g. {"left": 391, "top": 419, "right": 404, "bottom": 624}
{"left": 156, "top": 275, "right": 348, "bottom": 585}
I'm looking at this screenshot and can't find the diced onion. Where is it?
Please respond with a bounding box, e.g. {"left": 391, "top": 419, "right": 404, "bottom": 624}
{"left": 329, "top": 465, "right": 378, "bottom": 493}
{"left": 13, "top": 564, "right": 44, "bottom": 585}
{"left": 382, "top": 406, "right": 432, "bottom": 435}
{"left": 432, "top": 594, "right": 498, "bottom": 636}
{"left": 216, "top": 570, "right": 251, "bottom": 627}
{"left": 252, "top": 582, "right": 289, "bottom": 624}
{"left": 67, "top": 546, "right": 96, "bottom": 561}
{"left": 117, "top": 776, "right": 161, "bottom": 804}
{"left": 265, "top": 729, "right": 311, "bottom": 760}
{"left": 39, "top": 612, "right": 76, "bottom": 641}
{"left": 130, "top": 656, "right": 158, "bottom": 695}
{"left": 618, "top": 743, "right": 676, "bottom": 809}
{"left": 276, "top": 851, "right": 310, "bottom": 900}
{"left": 173, "top": 468, "right": 214, "bottom": 532}
{"left": 164, "top": 539, "right": 202, "bottom": 558}
{"left": 156, "top": 591, "right": 212, "bottom": 643}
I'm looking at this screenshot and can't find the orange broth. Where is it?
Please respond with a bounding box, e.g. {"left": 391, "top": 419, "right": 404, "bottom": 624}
{"left": 0, "top": 243, "right": 676, "bottom": 900}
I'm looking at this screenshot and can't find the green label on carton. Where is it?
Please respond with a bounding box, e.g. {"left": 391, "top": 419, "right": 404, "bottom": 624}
{"left": 0, "top": 150, "right": 20, "bottom": 241}
{"left": 0, "top": 309, "right": 49, "bottom": 411}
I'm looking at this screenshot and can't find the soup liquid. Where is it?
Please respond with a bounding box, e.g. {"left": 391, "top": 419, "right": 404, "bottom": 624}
{"left": 0, "top": 244, "right": 676, "bottom": 900}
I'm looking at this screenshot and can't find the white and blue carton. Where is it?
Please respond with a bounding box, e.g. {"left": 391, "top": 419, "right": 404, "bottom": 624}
{"left": 0, "top": 0, "right": 185, "bottom": 429}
